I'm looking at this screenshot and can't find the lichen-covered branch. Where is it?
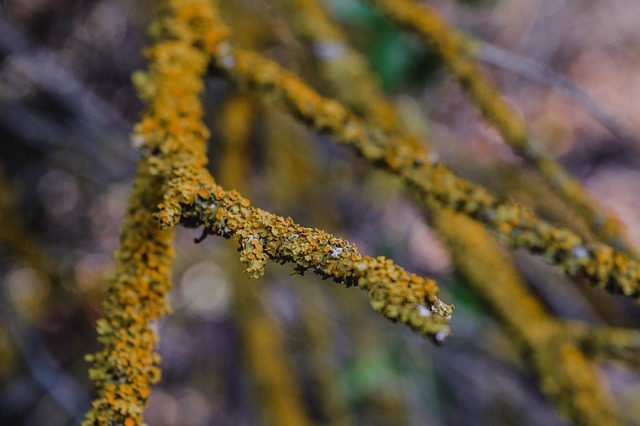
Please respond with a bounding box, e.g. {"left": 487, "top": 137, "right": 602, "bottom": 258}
{"left": 83, "top": 160, "right": 175, "bottom": 426}
{"left": 179, "top": 179, "right": 453, "bottom": 343}
{"left": 80, "top": 1, "right": 638, "bottom": 423}
{"left": 200, "top": 9, "right": 640, "bottom": 300}
{"left": 131, "top": 0, "right": 454, "bottom": 343}
{"left": 85, "top": 2, "right": 455, "bottom": 421}
{"left": 131, "top": 0, "right": 229, "bottom": 228}
{"left": 85, "top": 0, "right": 219, "bottom": 424}
{"left": 366, "top": 0, "right": 636, "bottom": 256}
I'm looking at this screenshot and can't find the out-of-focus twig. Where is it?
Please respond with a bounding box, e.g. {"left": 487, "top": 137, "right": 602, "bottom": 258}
{"left": 563, "top": 322, "right": 640, "bottom": 367}
{"left": 475, "top": 40, "right": 636, "bottom": 145}
{"left": 433, "top": 210, "right": 619, "bottom": 426}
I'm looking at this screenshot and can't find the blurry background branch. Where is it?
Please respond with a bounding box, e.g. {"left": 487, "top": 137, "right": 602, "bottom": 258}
{"left": 475, "top": 40, "right": 637, "bottom": 146}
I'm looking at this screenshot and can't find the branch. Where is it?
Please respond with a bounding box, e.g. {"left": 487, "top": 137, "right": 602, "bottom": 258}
{"left": 132, "top": 0, "right": 453, "bottom": 341}
{"left": 84, "top": 0, "right": 214, "bottom": 423}
{"left": 83, "top": 160, "right": 175, "bottom": 426}
{"left": 432, "top": 209, "right": 619, "bottom": 426}
{"left": 274, "top": 0, "right": 400, "bottom": 134}
{"left": 179, "top": 177, "right": 453, "bottom": 343}
{"left": 563, "top": 322, "right": 640, "bottom": 367}
{"left": 218, "top": 95, "right": 315, "bottom": 425}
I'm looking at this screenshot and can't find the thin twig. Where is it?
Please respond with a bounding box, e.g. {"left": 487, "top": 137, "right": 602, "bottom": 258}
{"left": 476, "top": 40, "right": 636, "bottom": 144}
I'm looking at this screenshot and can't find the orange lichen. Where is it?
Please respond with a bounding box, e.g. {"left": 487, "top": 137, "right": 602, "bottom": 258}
{"left": 180, "top": 182, "right": 453, "bottom": 342}
{"left": 83, "top": 160, "right": 175, "bottom": 426}
{"left": 132, "top": 0, "right": 230, "bottom": 228}
{"left": 84, "top": 0, "right": 221, "bottom": 424}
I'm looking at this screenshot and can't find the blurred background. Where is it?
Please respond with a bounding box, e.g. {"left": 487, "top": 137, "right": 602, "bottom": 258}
{"left": 2, "top": 0, "right": 640, "bottom": 425}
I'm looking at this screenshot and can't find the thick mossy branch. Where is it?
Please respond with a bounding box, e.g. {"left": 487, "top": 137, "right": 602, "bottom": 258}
{"left": 366, "top": 0, "right": 636, "bottom": 255}
{"left": 179, "top": 178, "right": 453, "bottom": 344}
{"left": 83, "top": 160, "right": 175, "bottom": 426}
{"left": 85, "top": 1, "right": 222, "bottom": 424}
{"left": 201, "top": 13, "right": 640, "bottom": 300}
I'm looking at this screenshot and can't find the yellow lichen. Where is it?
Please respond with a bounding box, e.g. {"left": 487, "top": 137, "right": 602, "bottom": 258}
{"left": 132, "top": 0, "right": 230, "bottom": 229}
{"left": 84, "top": 0, "right": 220, "bottom": 424}
{"left": 180, "top": 183, "right": 453, "bottom": 341}
{"left": 83, "top": 160, "right": 175, "bottom": 426}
